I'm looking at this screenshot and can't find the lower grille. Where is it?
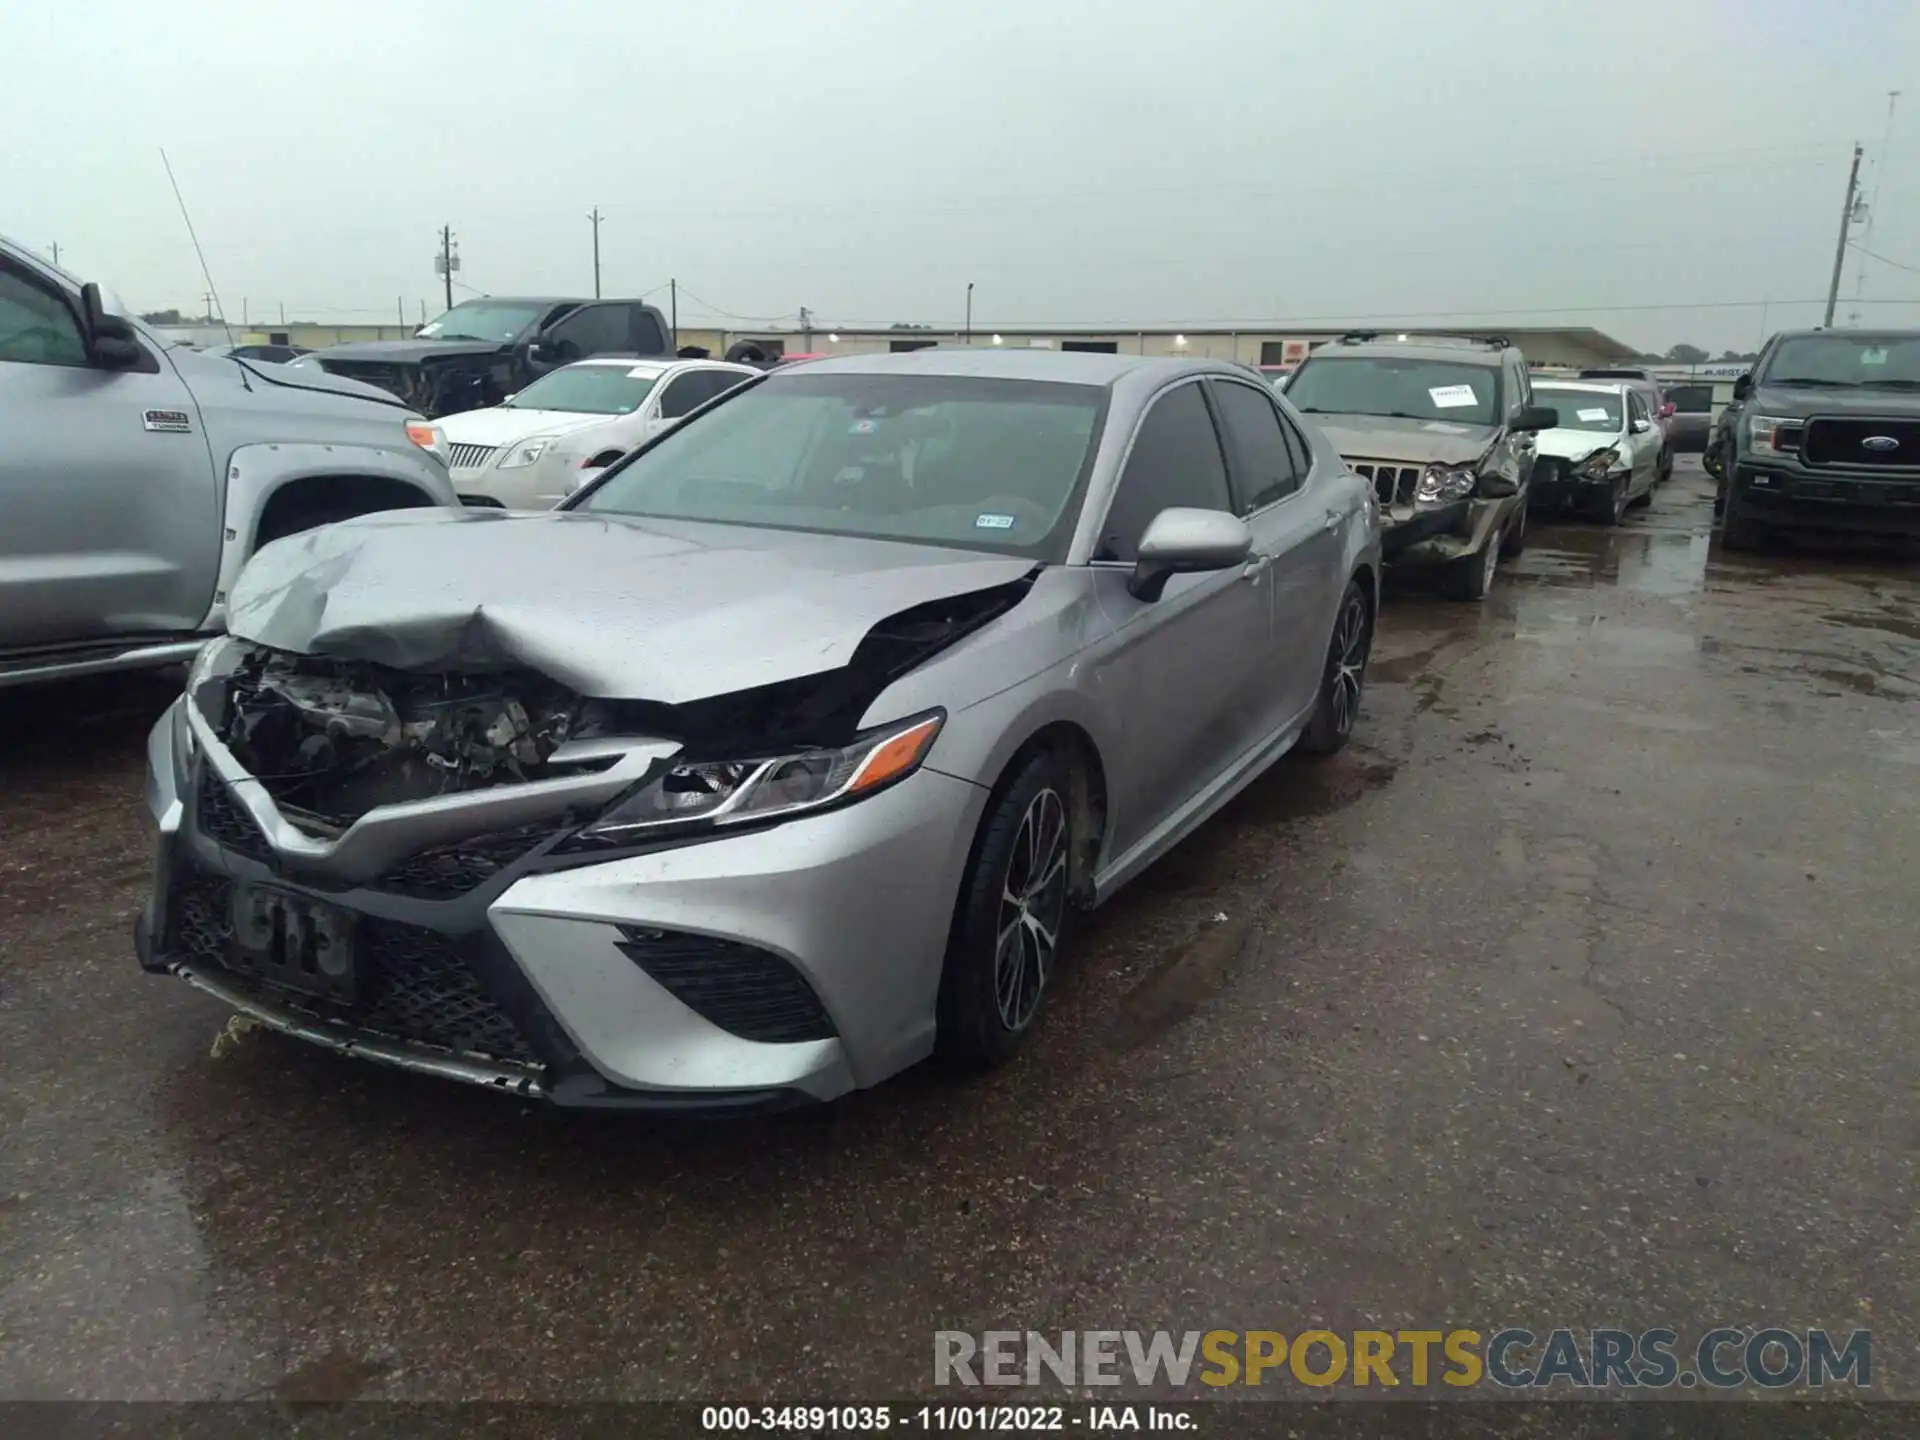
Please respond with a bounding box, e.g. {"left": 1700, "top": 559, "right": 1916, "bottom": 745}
{"left": 1354, "top": 460, "right": 1421, "bottom": 507}
{"left": 167, "top": 876, "right": 541, "bottom": 1067}
{"left": 1803, "top": 417, "right": 1919, "bottom": 470}
{"left": 373, "top": 823, "right": 554, "bottom": 899}
{"left": 197, "top": 772, "right": 272, "bottom": 861}
{"left": 1533, "top": 457, "right": 1565, "bottom": 485}
{"left": 616, "top": 927, "right": 835, "bottom": 1044}
{"left": 446, "top": 442, "right": 498, "bottom": 470}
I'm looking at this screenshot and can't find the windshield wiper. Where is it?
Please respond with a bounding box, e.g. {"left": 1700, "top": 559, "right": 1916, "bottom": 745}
{"left": 1768, "top": 377, "right": 1855, "bottom": 388}
{"left": 1858, "top": 378, "right": 1920, "bottom": 389}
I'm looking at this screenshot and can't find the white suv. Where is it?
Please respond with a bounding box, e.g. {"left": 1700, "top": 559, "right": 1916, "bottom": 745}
{"left": 436, "top": 357, "right": 758, "bottom": 507}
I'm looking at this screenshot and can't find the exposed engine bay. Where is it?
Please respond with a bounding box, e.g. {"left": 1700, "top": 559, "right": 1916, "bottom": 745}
{"left": 217, "top": 648, "right": 605, "bottom": 830}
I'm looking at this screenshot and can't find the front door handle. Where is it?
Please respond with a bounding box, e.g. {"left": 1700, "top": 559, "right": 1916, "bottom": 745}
{"left": 1241, "top": 552, "right": 1274, "bottom": 582}
{"left": 1323, "top": 507, "right": 1341, "bottom": 532}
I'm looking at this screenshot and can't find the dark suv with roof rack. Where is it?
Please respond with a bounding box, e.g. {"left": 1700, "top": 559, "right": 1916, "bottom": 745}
{"left": 1717, "top": 328, "right": 1920, "bottom": 551}
{"left": 1281, "top": 333, "right": 1558, "bottom": 599}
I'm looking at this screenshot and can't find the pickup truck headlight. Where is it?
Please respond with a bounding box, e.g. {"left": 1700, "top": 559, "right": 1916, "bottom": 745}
{"left": 498, "top": 435, "right": 558, "bottom": 469}
{"left": 572, "top": 711, "right": 944, "bottom": 846}
{"left": 1415, "top": 464, "right": 1477, "bottom": 504}
{"left": 1747, "top": 415, "right": 1805, "bottom": 456}
{"left": 1577, "top": 448, "right": 1621, "bottom": 480}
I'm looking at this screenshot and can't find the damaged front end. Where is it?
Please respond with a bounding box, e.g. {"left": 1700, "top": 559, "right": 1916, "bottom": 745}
{"left": 214, "top": 647, "right": 608, "bottom": 834}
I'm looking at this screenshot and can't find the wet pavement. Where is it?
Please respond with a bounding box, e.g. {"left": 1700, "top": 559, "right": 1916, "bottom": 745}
{"left": 2, "top": 461, "right": 1916, "bottom": 1402}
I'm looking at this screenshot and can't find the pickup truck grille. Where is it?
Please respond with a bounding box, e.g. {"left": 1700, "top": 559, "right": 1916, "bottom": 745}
{"left": 1353, "top": 461, "right": 1421, "bottom": 507}
{"left": 1803, "top": 418, "right": 1920, "bottom": 470}
{"left": 446, "top": 443, "right": 498, "bottom": 471}
{"left": 316, "top": 359, "right": 407, "bottom": 398}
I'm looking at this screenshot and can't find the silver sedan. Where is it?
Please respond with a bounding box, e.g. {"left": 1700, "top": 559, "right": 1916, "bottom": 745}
{"left": 137, "top": 349, "right": 1381, "bottom": 1107}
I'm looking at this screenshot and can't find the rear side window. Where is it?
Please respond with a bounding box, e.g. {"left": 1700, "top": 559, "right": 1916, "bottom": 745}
{"left": 629, "top": 306, "right": 667, "bottom": 353}
{"left": 658, "top": 369, "right": 742, "bottom": 419}
{"left": 1097, "top": 381, "right": 1232, "bottom": 561}
{"left": 1667, "top": 384, "right": 1710, "bottom": 413}
{"left": 1211, "top": 379, "right": 1303, "bottom": 510}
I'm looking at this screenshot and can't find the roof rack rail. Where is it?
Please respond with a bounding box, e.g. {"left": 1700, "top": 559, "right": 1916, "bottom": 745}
{"left": 1338, "top": 330, "right": 1511, "bottom": 349}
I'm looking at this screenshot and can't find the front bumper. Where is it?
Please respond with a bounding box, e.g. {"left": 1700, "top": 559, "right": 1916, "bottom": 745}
{"left": 139, "top": 699, "right": 987, "bottom": 1108}
{"left": 1386, "top": 496, "right": 1509, "bottom": 567}
{"left": 1530, "top": 460, "right": 1624, "bottom": 516}
{"left": 1730, "top": 464, "right": 1920, "bottom": 538}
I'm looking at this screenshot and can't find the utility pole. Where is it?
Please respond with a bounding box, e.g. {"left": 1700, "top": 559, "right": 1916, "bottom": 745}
{"left": 588, "top": 208, "right": 603, "bottom": 298}
{"left": 279, "top": 301, "right": 286, "bottom": 325}
{"left": 242, "top": 297, "right": 249, "bottom": 326}
{"left": 800, "top": 305, "right": 813, "bottom": 348}
{"left": 202, "top": 292, "right": 217, "bottom": 324}
{"left": 1848, "top": 90, "right": 1901, "bottom": 325}
{"left": 1823, "top": 144, "right": 1864, "bottom": 329}
{"left": 49, "top": 242, "right": 60, "bottom": 265}
{"left": 435, "top": 226, "right": 458, "bottom": 312}
{"left": 965, "top": 281, "right": 974, "bottom": 344}
{"left": 670, "top": 279, "right": 678, "bottom": 350}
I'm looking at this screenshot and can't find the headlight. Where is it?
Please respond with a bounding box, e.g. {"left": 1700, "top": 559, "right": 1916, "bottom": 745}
{"left": 573, "top": 710, "right": 944, "bottom": 845}
{"left": 1577, "top": 448, "right": 1621, "bottom": 479}
{"left": 1747, "top": 415, "right": 1805, "bottom": 456}
{"left": 498, "top": 435, "right": 557, "bottom": 469}
{"left": 1415, "top": 464, "right": 1477, "bottom": 504}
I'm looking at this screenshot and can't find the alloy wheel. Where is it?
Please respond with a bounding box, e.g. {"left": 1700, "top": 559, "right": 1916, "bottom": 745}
{"left": 993, "top": 787, "right": 1069, "bottom": 1032}
{"left": 1329, "top": 590, "right": 1370, "bottom": 739}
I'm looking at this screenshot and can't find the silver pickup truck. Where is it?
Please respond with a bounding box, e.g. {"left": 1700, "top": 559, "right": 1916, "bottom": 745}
{"left": 0, "top": 235, "right": 460, "bottom": 689}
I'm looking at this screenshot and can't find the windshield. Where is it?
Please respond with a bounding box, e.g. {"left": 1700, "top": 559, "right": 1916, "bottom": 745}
{"left": 506, "top": 366, "right": 659, "bottom": 414}
{"left": 1536, "top": 387, "right": 1624, "bottom": 433}
{"left": 1284, "top": 357, "right": 1501, "bottom": 425}
{"left": 1760, "top": 334, "right": 1920, "bottom": 388}
{"left": 416, "top": 301, "right": 546, "bottom": 343}
{"left": 577, "top": 372, "right": 1106, "bottom": 559}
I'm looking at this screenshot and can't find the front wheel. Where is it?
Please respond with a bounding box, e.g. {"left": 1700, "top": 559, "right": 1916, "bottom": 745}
{"left": 1300, "top": 580, "right": 1373, "bottom": 755}
{"left": 1603, "top": 476, "right": 1629, "bottom": 526}
{"left": 937, "top": 749, "right": 1075, "bottom": 1069}
{"left": 1444, "top": 524, "right": 1503, "bottom": 601}
{"left": 1500, "top": 500, "right": 1528, "bottom": 558}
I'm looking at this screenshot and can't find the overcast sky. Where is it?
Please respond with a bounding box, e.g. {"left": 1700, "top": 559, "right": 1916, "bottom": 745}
{"left": 7, "top": 0, "right": 1916, "bottom": 352}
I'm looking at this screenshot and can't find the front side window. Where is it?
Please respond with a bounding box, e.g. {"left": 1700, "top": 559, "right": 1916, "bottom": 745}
{"left": 506, "top": 365, "right": 658, "bottom": 414}
{"left": 657, "top": 369, "right": 748, "bottom": 419}
{"left": 1760, "top": 334, "right": 1920, "bottom": 388}
{"left": 416, "top": 300, "right": 545, "bottom": 343}
{"left": 578, "top": 372, "right": 1106, "bottom": 559}
{"left": 1211, "top": 379, "right": 1302, "bottom": 511}
{"left": 1536, "top": 387, "right": 1625, "bottom": 433}
{"left": 0, "top": 268, "right": 88, "bottom": 367}
{"left": 1096, "top": 381, "right": 1232, "bottom": 561}
{"left": 1284, "top": 357, "right": 1502, "bottom": 426}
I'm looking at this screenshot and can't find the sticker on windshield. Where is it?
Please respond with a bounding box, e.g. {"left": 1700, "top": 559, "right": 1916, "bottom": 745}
{"left": 627, "top": 366, "right": 658, "bottom": 378}
{"left": 1429, "top": 385, "right": 1479, "bottom": 408}
{"left": 849, "top": 418, "right": 880, "bottom": 434}
{"left": 1861, "top": 347, "right": 1889, "bottom": 366}
{"left": 1577, "top": 407, "right": 1612, "bottom": 422}
{"left": 975, "top": 513, "right": 1016, "bottom": 530}
{"left": 418, "top": 322, "right": 442, "bottom": 336}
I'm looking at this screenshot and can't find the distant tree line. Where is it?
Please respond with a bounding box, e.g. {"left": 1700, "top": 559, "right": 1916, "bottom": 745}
{"left": 1640, "top": 343, "right": 1758, "bottom": 364}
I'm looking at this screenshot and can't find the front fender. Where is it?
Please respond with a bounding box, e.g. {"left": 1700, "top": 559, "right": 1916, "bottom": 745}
{"left": 203, "top": 440, "right": 458, "bottom": 632}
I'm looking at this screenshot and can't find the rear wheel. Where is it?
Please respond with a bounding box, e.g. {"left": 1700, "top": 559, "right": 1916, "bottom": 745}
{"left": 937, "top": 748, "right": 1075, "bottom": 1069}
{"left": 1300, "top": 580, "right": 1373, "bottom": 756}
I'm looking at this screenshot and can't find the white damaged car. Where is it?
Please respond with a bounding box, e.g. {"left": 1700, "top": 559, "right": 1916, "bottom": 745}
{"left": 1526, "top": 380, "right": 1667, "bottom": 525}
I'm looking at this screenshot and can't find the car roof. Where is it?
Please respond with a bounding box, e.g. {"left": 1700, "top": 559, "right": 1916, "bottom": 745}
{"left": 1535, "top": 379, "right": 1629, "bottom": 395}
{"left": 1308, "top": 341, "right": 1507, "bottom": 366}
{"left": 564, "top": 356, "right": 753, "bottom": 375}
{"left": 778, "top": 347, "right": 1229, "bottom": 386}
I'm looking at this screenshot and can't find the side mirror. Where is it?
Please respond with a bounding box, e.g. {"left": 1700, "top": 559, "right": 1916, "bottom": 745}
{"left": 1732, "top": 373, "right": 1752, "bottom": 401}
{"left": 1126, "top": 508, "right": 1252, "bottom": 602}
{"left": 1631, "top": 418, "right": 1652, "bottom": 434}
{"left": 80, "top": 281, "right": 142, "bottom": 368}
{"left": 1513, "top": 404, "right": 1559, "bottom": 432}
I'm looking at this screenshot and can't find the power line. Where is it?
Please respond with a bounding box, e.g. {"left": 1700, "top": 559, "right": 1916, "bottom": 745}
{"left": 1850, "top": 241, "right": 1920, "bottom": 275}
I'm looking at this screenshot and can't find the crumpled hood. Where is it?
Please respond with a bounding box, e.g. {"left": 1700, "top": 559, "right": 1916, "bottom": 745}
{"left": 1535, "top": 426, "right": 1626, "bottom": 462}
{"left": 1308, "top": 413, "right": 1496, "bottom": 467}
{"left": 312, "top": 339, "right": 506, "bottom": 365}
{"left": 226, "top": 509, "right": 1037, "bottom": 702}
{"left": 437, "top": 407, "right": 612, "bottom": 449}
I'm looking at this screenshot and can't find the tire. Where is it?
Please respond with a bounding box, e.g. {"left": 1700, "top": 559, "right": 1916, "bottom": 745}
{"left": 1299, "top": 580, "right": 1373, "bottom": 756}
{"left": 1658, "top": 449, "right": 1673, "bottom": 484}
{"left": 1603, "top": 475, "right": 1628, "bottom": 526}
{"left": 937, "top": 747, "right": 1075, "bottom": 1069}
{"left": 1719, "top": 504, "right": 1768, "bottom": 553}
{"left": 1500, "top": 499, "right": 1528, "bottom": 558}
{"left": 1444, "top": 523, "right": 1503, "bottom": 601}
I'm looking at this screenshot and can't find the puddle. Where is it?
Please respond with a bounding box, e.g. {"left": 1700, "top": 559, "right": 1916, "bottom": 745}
{"left": 1511, "top": 527, "right": 1713, "bottom": 598}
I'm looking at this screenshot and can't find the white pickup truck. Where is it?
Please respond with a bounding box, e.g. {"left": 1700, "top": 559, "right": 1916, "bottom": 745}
{"left": 0, "top": 235, "right": 460, "bottom": 688}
